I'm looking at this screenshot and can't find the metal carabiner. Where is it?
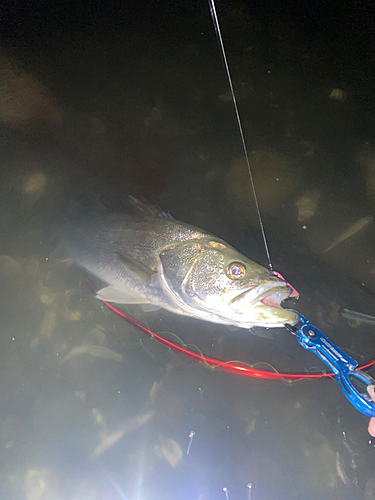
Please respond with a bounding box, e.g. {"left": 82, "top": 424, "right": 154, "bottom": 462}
{"left": 286, "top": 311, "right": 375, "bottom": 417}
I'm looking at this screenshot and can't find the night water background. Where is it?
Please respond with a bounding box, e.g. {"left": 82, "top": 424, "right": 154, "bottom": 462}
{"left": 0, "top": 0, "right": 375, "bottom": 498}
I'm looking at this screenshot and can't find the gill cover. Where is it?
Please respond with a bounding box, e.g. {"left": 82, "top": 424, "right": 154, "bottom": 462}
{"left": 159, "top": 242, "right": 203, "bottom": 302}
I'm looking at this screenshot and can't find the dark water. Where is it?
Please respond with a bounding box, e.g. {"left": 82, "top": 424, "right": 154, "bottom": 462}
{"left": 0, "top": 1, "right": 375, "bottom": 499}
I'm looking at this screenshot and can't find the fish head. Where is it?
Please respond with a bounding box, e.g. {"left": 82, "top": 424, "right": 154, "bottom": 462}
{"left": 159, "top": 240, "right": 299, "bottom": 328}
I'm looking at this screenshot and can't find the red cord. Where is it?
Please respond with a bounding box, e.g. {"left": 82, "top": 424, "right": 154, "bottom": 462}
{"left": 85, "top": 279, "right": 375, "bottom": 381}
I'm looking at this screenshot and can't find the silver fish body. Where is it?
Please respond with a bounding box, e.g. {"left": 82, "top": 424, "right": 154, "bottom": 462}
{"left": 58, "top": 198, "right": 299, "bottom": 329}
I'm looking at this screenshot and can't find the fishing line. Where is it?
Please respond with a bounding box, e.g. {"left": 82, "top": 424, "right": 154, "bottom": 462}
{"left": 206, "top": 1, "right": 375, "bottom": 418}
{"left": 85, "top": 279, "right": 375, "bottom": 382}
{"left": 208, "top": 0, "right": 273, "bottom": 271}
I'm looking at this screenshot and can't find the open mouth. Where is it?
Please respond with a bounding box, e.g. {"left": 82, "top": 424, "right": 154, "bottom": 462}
{"left": 230, "top": 283, "right": 291, "bottom": 311}
{"left": 259, "top": 287, "right": 291, "bottom": 308}
{"left": 229, "top": 282, "right": 301, "bottom": 326}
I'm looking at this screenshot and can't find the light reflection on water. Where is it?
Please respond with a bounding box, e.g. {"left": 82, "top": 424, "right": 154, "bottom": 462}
{"left": 0, "top": 2, "right": 375, "bottom": 499}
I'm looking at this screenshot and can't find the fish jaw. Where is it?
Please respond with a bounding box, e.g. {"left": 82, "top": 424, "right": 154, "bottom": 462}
{"left": 244, "top": 304, "right": 300, "bottom": 328}
{"left": 227, "top": 281, "right": 300, "bottom": 327}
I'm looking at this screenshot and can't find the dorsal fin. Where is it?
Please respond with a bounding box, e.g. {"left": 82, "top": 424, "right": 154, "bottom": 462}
{"left": 128, "top": 195, "right": 175, "bottom": 220}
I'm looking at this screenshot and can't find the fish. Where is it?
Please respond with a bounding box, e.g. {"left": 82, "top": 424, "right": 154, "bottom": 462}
{"left": 57, "top": 195, "right": 299, "bottom": 329}
{"left": 323, "top": 215, "right": 373, "bottom": 253}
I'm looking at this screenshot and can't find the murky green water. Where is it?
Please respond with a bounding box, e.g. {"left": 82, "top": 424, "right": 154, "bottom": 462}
{"left": 0, "top": 2, "right": 374, "bottom": 499}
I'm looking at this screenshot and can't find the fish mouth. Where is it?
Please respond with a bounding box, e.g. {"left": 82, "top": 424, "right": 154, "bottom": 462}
{"left": 229, "top": 282, "right": 299, "bottom": 326}
{"left": 230, "top": 283, "right": 291, "bottom": 310}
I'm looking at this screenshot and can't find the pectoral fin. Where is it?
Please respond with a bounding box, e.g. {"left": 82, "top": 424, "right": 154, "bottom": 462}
{"left": 96, "top": 285, "right": 149, "bottom": 304}
{"left": 116, "top": 251, "right": 155, "bottom": 281}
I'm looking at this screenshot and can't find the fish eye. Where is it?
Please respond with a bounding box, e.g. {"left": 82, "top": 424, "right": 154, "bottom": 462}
{"left": 226, "top": 262, "right": 246, "bottom": 279}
